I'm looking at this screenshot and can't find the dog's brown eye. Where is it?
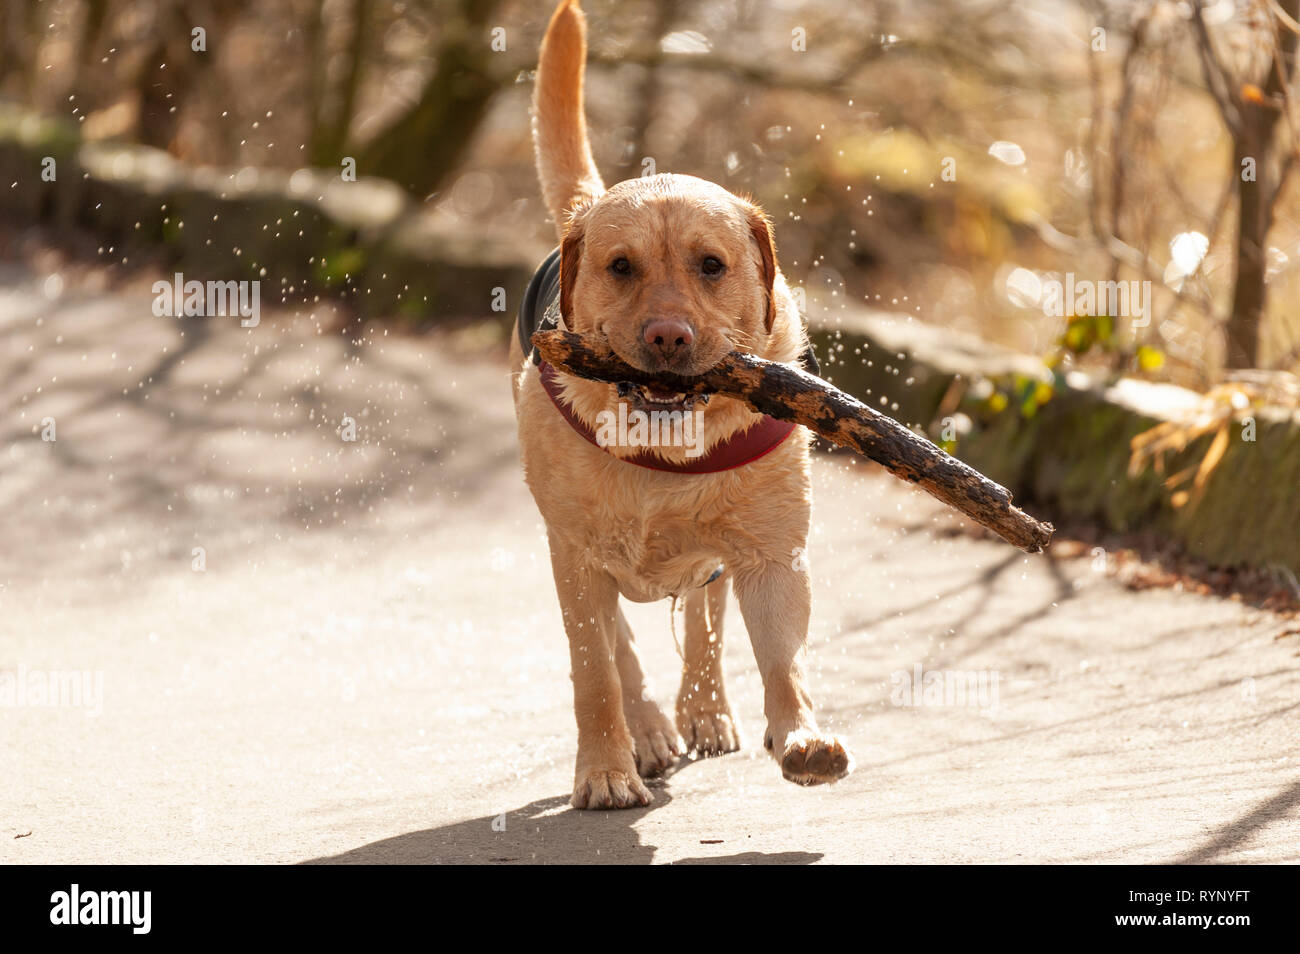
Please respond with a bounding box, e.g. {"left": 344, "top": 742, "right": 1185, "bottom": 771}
{"left": 609, "top": 257, "right": 632, "bottom": 276}
{"left": 701, "top": 256, "right": 726, "bottom": 277}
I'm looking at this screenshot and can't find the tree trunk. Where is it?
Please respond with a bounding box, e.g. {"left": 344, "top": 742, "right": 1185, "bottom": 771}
{"left": 309, "top": 0, "right": 371, "bottom": 167}
{"left": 134, "top": 1, "right": 231, "bottom": 152}
{"left": 1223, "top": 0, "right": 1299, "bottom": 369}
{"left": 69, "top": 0, "right": 109, "bottom": 108}
{"left": 354, "top": 0, "right": 501, "bottom": 197}
{"left": 1226, "top": 141, "right": 1268, "bottom": 369}
{"left": 0, "top": 0, "right": 41, "bottom": 98}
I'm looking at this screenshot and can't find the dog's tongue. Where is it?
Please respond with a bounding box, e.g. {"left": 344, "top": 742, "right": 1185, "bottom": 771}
{"left": 645, "top": 386, "right": 680, "bottom": 400}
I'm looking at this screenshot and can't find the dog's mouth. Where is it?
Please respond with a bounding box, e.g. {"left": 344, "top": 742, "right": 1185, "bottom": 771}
{"left": 617, "top": 382, "right": 711, "bottom": 414}
{"left": 598, "top": 332, "right": 717, "bottom": 413}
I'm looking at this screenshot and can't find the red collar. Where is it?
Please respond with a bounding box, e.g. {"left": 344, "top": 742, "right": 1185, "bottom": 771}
{"left": 538, "top": 361, "right": 795, "bottom": 474}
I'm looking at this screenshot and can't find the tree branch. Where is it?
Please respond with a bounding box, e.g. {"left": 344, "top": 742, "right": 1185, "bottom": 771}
{"left": 1191, "top": 0, "right": 1243, "bottom": 134}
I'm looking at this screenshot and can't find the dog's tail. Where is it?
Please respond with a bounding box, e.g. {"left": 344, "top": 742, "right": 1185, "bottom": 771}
{"left": 534, "top": 0, "right": 604, "bottom": 238}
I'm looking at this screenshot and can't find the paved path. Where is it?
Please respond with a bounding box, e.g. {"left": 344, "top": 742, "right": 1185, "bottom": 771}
{"left": 2, "top": 264, "right": 1298, "bottom": 864}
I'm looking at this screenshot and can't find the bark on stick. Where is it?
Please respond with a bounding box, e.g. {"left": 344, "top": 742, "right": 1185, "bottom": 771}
{"left": 532, "top": 329, "right": 1054, "bottom": 553}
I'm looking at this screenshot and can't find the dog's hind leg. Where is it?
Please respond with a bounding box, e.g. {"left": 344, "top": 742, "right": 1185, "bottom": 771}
{"left": 613, "top": 607, "right": 683, "bottom": 777}
{"left": 675, "top": 573, "right": 742, "bottom": 756}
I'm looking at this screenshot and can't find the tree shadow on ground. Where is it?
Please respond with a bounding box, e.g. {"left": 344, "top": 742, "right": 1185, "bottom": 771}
{"left": 1, "top": 268, "right": 521, "bottom": 589}
{"left": 1173, "top": 779, "right": 1300, "bottom": 863}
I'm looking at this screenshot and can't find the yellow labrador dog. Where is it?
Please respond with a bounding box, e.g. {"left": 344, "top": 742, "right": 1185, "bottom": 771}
{"left": 511, "top": 0, "right": 853, "bottom": 809}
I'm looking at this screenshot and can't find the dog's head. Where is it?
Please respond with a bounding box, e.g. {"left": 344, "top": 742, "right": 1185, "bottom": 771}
{"left": 556, "top": 174, "right": 781, "bottom": 418}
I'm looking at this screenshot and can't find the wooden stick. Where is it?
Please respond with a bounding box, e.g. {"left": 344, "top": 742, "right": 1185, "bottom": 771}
{"left": 532, "top": 329, "right": 1054, "bottom": 553}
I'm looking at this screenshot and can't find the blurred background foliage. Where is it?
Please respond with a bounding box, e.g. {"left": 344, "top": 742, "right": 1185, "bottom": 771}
{"left": 4, "top": 0, "right": 1300, "bottom": 386}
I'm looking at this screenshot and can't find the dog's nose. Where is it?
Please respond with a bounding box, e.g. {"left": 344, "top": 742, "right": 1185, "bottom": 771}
{"left": 642, "top": 318, "right": 694, "bottom": 361}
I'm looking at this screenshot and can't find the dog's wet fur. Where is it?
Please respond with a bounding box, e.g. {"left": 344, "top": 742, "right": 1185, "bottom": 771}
{"left": 510, "top": 0, "right": 853, "bottom": 809}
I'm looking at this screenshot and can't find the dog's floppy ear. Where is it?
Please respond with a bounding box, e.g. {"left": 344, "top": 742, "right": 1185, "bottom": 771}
{"left": 747, "top": 207, "right": 778, "bottom": 334}
{"left": 558, "top": 204, "right": 590, "bottom": 331}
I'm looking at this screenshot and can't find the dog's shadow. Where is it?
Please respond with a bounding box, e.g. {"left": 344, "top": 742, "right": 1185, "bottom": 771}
{"left": 303, "top": 771, "right": 822, "bottom": 865}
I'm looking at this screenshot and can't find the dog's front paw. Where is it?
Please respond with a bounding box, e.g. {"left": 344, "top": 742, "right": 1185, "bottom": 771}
{"left": 625, "top": 702, "right": 683, "bottom": 777}
{"left": 677, "top": 705, "right": 741, "bottom": 756}
{"left": 768, "top": 728, "right": 853, "bottom": 785}
{"left": 571, "top": 768, "right": 653, "bottom": 810}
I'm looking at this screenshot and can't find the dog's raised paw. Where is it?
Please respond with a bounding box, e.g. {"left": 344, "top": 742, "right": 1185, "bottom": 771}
{"left": 775, "top": 729, "right": 853, "bottom": 785}
{"left": 571, "top": 769, "right": 653, "bottom": 810}
{"left": 677, "top": 707, "right": 741, "bottom": 757}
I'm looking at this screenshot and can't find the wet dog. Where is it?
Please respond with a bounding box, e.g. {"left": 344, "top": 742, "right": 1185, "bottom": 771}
{"left": 510, "top": 0, "right": 853, "bottom": 809}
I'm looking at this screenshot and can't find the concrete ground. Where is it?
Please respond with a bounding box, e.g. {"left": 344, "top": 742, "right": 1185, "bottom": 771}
{"left": 2, "top": 262, "right": 1298, "bottom": 864}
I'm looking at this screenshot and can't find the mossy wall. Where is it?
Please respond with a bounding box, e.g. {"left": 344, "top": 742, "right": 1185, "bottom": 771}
{"left": 0, "top": 106, "right": 534, "bottom": 322}
{"left": 810, "top": 305, "right": 1300, "bottom": 574}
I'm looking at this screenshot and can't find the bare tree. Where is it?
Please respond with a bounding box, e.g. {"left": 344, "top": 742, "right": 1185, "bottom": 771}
{"left": 354, "top": 0, "right": 503, "bottom": 197}
{"left": 307, "top": 0, "right": 371, "bottom": 167}
{"left": 1192, "top": 0, "right": 1300, "bottom": 369}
